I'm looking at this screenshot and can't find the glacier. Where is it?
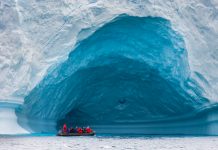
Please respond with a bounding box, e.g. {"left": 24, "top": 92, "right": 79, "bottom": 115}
{"left": 0, "top": 0, "right": 218, "bottom": 135}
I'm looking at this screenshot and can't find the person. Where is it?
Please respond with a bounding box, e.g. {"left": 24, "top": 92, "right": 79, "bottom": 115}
{"left": 75, "top": 126, "right": 78, "bottom": 133}
{"left": 77, "top": 127, "right": 83, "bottom": 134}
{"left": 82, "top": 127, "right": 86, "bottom": 133}
{"left": 62, "top": 124, "right": 67, "bottom": 133}
{"left": 86, "top": 126, "right": 92, "bottom": 133}
{"left": 69, "top": 127, "right": 74, "bottom": 133}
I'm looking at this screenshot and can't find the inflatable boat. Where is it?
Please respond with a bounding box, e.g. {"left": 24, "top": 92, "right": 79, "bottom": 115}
{"left": 57, "top": 132, "right": 95, "bottom": 136}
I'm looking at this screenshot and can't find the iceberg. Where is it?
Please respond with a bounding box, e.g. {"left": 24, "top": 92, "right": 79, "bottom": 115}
{"left": 0, "top": 0, "right": 218, "bottom": 135}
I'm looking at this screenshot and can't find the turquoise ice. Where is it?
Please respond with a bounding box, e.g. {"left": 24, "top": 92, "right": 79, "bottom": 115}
{"left": 17, "top": 15, "right": 218, "bottom": 135}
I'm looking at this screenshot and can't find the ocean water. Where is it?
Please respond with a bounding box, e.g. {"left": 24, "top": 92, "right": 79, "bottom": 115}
{"left": 1, "top": 135, "right": 218, "bottom": 150}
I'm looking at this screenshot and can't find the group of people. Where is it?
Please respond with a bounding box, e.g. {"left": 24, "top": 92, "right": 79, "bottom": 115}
{"left": 62, "top": 124, "right": 93, "bottom": 134}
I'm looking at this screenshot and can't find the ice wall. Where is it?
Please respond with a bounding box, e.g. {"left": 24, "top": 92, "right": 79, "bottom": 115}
{"left": 0, "top": 102, "right": 28, "bottom": 134}
{"left": 0, "top": 0, "right": 218, "bottom": 104}
{"left": 0, "top": 0, "right": 218, "bottom": 134}
{"left": 17, "top": 15, "right": 210, "bottom": 134}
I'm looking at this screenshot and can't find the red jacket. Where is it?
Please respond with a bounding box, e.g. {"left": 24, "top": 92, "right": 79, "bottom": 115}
{"left": 86, "top": 127, "right": 92, "bottom": 133}
{"left": 77, "top": 128, "right": 83, "bottom": 134}
{"left": 63, "top": 124, "right": 67, "bottom": 132}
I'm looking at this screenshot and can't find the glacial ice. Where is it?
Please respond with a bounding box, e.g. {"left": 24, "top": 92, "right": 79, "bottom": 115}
{"left": 0, "top": 0, "right": 218, "bottom": 134}
{"left": 0, "top": 103, "right": 27, "bottom": 134}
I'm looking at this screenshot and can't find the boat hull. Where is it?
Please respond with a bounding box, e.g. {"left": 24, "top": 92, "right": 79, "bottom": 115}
{"left": 57, "top": 132, "right": 95, "bottom": 136}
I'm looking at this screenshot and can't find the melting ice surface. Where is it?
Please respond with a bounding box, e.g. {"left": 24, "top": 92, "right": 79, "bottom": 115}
{"left": 16, "top": 15, "right": 218, "bottom": 135}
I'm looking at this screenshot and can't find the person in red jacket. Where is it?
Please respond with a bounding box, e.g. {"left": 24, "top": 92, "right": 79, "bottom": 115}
{"left": 62, "top": 124, "right": 67, "bottom": 133}
{"left": 77, "top": 127, "right": 83, "bottom": 134}
{"left": 86, "top": 126, "right": 92, "bottom": 133}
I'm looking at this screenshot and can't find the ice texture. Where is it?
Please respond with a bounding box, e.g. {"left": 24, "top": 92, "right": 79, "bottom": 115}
{"left": 0, "top": 107, "right": 27, "bottom": 134}
{"left": 1, "top": 136, "right": 218, "bottom": 150}
{"left": 0, "top": 0, "right": 218, "bottom": 134}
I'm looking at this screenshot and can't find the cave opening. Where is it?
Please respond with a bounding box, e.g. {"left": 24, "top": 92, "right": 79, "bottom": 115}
{"left": 17, "top": 15, "right": 208, "bottom": 134}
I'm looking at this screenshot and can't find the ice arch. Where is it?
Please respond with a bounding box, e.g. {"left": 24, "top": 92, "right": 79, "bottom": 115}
{"left": 16, "top": 15, "right": 210, "bottom": 134}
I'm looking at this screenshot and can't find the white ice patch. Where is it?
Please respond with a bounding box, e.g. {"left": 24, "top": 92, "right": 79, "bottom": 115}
{"left": 0, "top": 108, "right": 28, "bottom": 134}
